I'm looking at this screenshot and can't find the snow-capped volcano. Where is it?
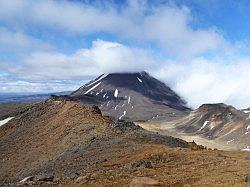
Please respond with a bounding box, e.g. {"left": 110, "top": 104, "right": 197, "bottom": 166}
{"left": 70, "top": 71, "right": 190, "bottom": 121}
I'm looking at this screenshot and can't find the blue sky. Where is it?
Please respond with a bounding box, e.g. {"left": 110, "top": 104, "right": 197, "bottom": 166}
{"left": 1, "top": 0, "right": 250, "bottom": 108}
{"left": 180, "top": 0, "right": 250, "bottom": 41}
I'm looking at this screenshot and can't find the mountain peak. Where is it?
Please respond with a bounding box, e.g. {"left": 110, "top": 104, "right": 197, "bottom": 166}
{"left": 70, "top": 72, "right": 190, "bottom": 121}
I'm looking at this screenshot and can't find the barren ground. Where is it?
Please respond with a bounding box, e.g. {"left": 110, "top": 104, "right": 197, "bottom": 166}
{"left": 137, "top": 121, "right": 239, "bottom": 151}
{"left": 0, "top": 101, "right": 250, "bottom": 186}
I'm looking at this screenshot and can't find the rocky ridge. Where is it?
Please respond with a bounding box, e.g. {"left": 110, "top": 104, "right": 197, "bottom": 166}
{"left": 0, "top": 98, "right": 190, "bottom": 186}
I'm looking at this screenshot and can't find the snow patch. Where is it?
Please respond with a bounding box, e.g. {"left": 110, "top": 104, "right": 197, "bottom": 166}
{"left": 87, "top": 74, "right": 107, "bottom": 87}
{"left": 247, "top": 124, "right": 250, "bottom": 131}
{"left": 198, "top": 120, "right": 209, "bottom": 131}
{"left": 241, "top": 146, "right": 250, "bottom": 151}
{"left": 152, "top": 115, "right": 159, "bottom": 119}
{"left": 137, "top": 77, "right": 143, "bottom": 83}
{"left": 115, "top": 105, "right": 118, "bottom": 110}
{"left": 245, "top": 125, "right": 250, "bottom": 135}
{"left": 227, "top": 139, "right": 235, "bottom": 144}
{"left": 128, "top": 96, "right": 131, "bottom": 104}
{"left": 210, "top": 125, "right": 215, "bottom": 129}
{"left": 244, "top": 110, "right": 250, "bottom": 113}
{"left": 96, "top": 92, "right": 100, "bottom": 95}
{"left": 114, "top": 89, "right": 119, "bottom": 98}
{"left": 84, "top": 82, "right": 102, "bottom": 95}
{"left": 103, "top": 93, "right": 107, "bottom": 98}
{"left": 119, "top": 111, "right": 127, "bottom": 120}
{"left": 19, "top": 176, "right": 32, "bottom": 183}
{"left": 0, "top": 117, "right": 14, "bottom": 127}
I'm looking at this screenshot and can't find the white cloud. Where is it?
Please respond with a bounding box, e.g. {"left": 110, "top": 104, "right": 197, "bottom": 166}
{"left": 156, "top": 58, "right": 250, "bottom": 109}
{"left": 7, "top": 39, "right": 153, "bottom": 80}
{"left": 0, "top": 0, "right": 229, "bottom": 57}
{"left": 132, "top": 6, "right": 227, "bottom": 56}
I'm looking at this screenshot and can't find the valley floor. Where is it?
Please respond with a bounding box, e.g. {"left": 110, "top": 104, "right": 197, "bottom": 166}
{"left": 137, "top": 121, "right": 239, "bottom": 151}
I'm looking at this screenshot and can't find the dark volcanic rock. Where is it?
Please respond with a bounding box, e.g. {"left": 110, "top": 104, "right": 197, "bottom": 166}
{"left": 70, "top": 72, "right": 190, "bottom": 121}
{"left": 112, "top": 120, "right": 141, "bottom": 132}
{"left": 127, "top": 160, "right": 154, "bottom": 171}
{"left": 36, "top": 174, "right": 54, "bottom": 182}
{"left": 49, "top": 94, "right": 77, "bottom": 102}
{"left": 245, "top": 174, "right": 250, "bottom": 182}
{"left": 91, "top": 105, "right": 102, "bottom": 115}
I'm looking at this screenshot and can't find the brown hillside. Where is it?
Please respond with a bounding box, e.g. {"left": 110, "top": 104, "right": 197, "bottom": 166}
{"left": 0, "top": 99, "right": 191, "bottom": 186}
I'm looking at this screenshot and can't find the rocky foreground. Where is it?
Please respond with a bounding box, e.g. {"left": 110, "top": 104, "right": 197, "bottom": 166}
{"left": 0, "top": 99, "right": 249, "bottom": 186}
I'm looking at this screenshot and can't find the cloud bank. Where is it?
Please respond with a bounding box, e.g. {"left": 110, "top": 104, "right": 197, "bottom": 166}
{"left": 156, "top": 58, "right": 250, "bottom": 109}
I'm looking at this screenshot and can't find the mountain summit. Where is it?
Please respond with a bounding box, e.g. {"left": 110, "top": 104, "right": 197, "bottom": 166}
{"left": 70, "top": 71, "right": 190, "bottom": 121}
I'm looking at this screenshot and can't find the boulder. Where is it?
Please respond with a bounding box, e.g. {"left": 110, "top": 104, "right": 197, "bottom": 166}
{"left": 127, "top": 160, "right": 154, "bottom": 171}
{"left": 36, "top": 174, "right": 54, "bottom": 182}
{"left": 69, "top": 172, "right": 80, "bottom": 180}
{"left": 245, "top": 174, "right": 250, "bottom": 182}
{"left": 92, "top": 105, "right": 102, "bottom": 115}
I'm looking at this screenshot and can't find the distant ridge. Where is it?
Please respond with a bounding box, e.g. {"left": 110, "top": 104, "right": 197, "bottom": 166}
{"left": 0, "top": 91, "right": 71, "bottom": 103}
{"left": 173, "top": 103, "right": 250, "bottom": 150}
